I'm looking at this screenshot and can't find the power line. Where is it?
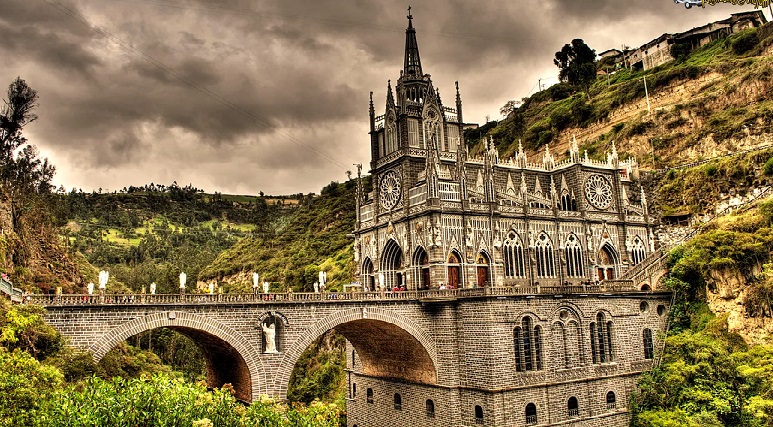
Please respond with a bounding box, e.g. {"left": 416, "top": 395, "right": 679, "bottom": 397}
{"left": 41, "top": 0, "right": 350, "bottom": 171}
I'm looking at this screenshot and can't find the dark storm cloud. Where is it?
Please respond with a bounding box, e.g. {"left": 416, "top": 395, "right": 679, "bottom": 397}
{"left": 0, "top": 0, "right": 765, "bottom": 194}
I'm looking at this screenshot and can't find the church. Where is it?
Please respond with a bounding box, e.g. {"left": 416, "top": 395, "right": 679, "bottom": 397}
{"left": 353, "top": 12, "right": 654, "bottom": 293}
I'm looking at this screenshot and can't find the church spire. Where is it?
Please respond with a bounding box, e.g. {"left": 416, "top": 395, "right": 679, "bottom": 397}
{"left": 404, "top": 7, "right": 423, "bottom": 78}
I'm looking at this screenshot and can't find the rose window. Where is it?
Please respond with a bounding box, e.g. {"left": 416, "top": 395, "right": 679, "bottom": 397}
{"left": 584, "top": 174, "right": 613, "bottom": 210}
{"left": 379, "top": 170, "right": 402, "bottom": 210}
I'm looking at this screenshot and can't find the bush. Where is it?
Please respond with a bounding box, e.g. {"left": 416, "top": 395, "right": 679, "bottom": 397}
{"left": 732, "top": 30, "right": 759, "bottom": 55}
{"left": 764, "top": 157, "right": 773, "bottom": 176}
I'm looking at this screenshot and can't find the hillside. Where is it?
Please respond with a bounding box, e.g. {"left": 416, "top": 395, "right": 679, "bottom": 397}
{"left": 471, "top": 22, "right": 773, "bottom": 171}
{"left": 199, "top": 179, "right": 358, "bottom": 292}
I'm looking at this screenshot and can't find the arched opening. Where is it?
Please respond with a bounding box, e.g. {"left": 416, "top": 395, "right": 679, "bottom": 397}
{"left": 281, "top": 312, "right": 438, "bottom": 402}
{"left": 412, "top": 247, "right": 430, "bottom": 290}
{"left": 606, "top": 391, "right": 617, "bottom": 410}
{"left": 641, "top": 283, "right": 652, "bottom": 291}
{"left": 475, "top": 252, "right": 491, "bottom": 287}
{"left": 90, "top": 313, "right": 261, "bottom": 402}
{"left": 503, "top": 232, "right": 526, "bottom": 280}
{"left": 643, "top": 328, "right": 654, "bottom": 360}
{"left": 447, "top": 251, "right": 462, "bottom": 289}
{"left": 475, "top": 405, "right": 484, "bottom": 422}
{"left": 596, "top": 243, "right": 619, "bottom": 281}
{"left": 535, "top": 233, "right": 556, "bottom": 278}
{"left": 426, "top": 399, "right": 435, "bottom": 417}
{"left": 525, "top": 403, "right": 537, "bottom": 425}
{"left": 567, "top": 396, "right": 579, "bottom": 417}
{"left": 631, "top": 236, "right": 647, "bottom": 265}
{"left": 565, "top": 234, "right": 585, "bottom": 278}
{"left": 362, "top": 258, "right": 374, "bottom": 292}
{"left": 394, "top": 393, "right": 402, "bottom": 410}
{"left": 381, "top": 239, "right": 404, "bottom": 290}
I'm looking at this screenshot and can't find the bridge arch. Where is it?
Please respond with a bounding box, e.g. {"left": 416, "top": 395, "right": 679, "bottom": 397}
{"left": 89, "top": 311, "right": 266, "bottom": 401}
{"left": 274, "top": 307, "right": 438, "bottom": 398}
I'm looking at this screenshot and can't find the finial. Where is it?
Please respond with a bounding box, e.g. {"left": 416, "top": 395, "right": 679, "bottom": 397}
{"left": 455, "top": 81, "right": 459, "bottom": 93}
{"left": 407, "top": 5, "right": 412, "bottom": 20}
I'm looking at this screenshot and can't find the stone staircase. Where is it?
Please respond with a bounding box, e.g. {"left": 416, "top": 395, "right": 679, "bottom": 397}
{"left": 0, "top": 276, "right": 23, "bottom": 303}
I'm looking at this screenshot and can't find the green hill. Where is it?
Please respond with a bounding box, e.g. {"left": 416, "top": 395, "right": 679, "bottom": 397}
{"left": 471, "top": 23, "right": 773, "bottom": 169}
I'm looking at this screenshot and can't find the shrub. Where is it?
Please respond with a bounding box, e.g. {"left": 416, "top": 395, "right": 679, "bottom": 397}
{"left": 764, "top": 157, "right": 773, "bottom": 176}
{"left": 732, "top": 30, "right": 759, "bottom": 55}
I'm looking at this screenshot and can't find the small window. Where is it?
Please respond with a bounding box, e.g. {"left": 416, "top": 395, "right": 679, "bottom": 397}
{"left": 394, "top": 393, "right": 402, "bottom": 410}
{"left": 475, "top": 405, "right": 484, "bottom": 424}
{"left": 352, "top": 350, "right": 356, "bottom": 366}
{"left": 657, "top": 304, "right": 666, "bottom": 316}
{"left": 643, "top": 328, "right": 654, "bottom": 360}
{"left": 568, "top": 396, "right": 579, "bottom": 418}
{"left": 426, "top": 399, "right": 435, "bottom": 417}
{"left": 606, "top": 391, "right": 617, "bottom": 410}
{"left": 367, "top": 388, "right": 373, "bottom": 404}
{"left": 352, "top": 383, "right": 356, "bottom": 398}
{"left": 525, "top": 403, "right": 537, "bottom": 425}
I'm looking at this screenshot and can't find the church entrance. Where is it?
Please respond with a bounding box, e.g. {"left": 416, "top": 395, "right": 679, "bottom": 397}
{"left": 596, "top": 244, "right": 618, "bottom": 281}
{"left": 476, "top": 252, "right": 490, "bottom": 287}
{"left": 412, "top": 247, "right": 430, "bottom": 290}
{"left": 380, "top": 239, "right": 403, "bottom": 290}
{"left": 447, "top": 251, "right": 462, "bottom": 289}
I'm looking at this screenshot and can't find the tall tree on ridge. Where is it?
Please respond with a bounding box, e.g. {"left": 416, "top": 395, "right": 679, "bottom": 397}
{"left": 554, "top": 39, "right": 597, "bottom": 94}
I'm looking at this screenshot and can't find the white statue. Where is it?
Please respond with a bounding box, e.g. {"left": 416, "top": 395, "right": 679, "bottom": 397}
{"left": 208, "top": 282, "right": 215, "bottom": 294}
{"left": 87, "top": 282, "right": 94, "bottom": 295}
{"left": 150, "top": 282, "right": 156, "bottom": 294}
{"left": 179, "top": 272, "right": 187, "bottom": 290}
{"left": 262, "top": 321, "right": 278, "bottom": 353}
{"left": 252, "top": 272, "right": 260, "bottom": 289}
{"left": 314, "top": 281, "right": 319, "bottom": 293}
{"left": 263, "top": 281, "right": 270, "bottom": 294}
{"left": 98, "top": 270, "right": 109, "bottom": 290}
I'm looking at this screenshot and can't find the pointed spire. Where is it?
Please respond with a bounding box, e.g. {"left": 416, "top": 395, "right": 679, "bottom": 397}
{"left": 506, "top": 173, "right": 516, "bottom": 196}
{"left": 515, "top": 139, "right": 527, "bottom": 168}
{"left": 404, "top": 7, "right": 423, "bottom": 78}
{"left": 534, "top": 177, "right": 543, "bottom": 197}
{"left": 455, "top": 81, "right": 463, "bottom": 123}
{"left": 550, "top": 176, "right": 558, "bottom": 205}
{"left": 369, "top": 91, "right": 375, "bottom": 132}
{"left": 386, "top": 80, "right": 395, "bottom": 107}
{"left": 570, "top": 135, "right": 580, "bottom": 163}
{"left": 542, "top": 144, "right": 555, "bottom": 170}
{"left": 560, "top": 174, "right": 569, "bottom": 194}
{"left": 520, "top": 173, "right": 528, "bottom": 198}
{"left": 607, "top": 140, "right": 619, "bottom": 167}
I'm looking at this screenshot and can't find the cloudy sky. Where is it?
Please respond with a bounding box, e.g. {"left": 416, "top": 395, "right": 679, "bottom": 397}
{"left": 1, "top": 0, "right": 768, "bottom": 195}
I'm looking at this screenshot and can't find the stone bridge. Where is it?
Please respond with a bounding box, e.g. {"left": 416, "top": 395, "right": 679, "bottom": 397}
{"left": 34, "top": 286, "right": 642, "bottom": 401}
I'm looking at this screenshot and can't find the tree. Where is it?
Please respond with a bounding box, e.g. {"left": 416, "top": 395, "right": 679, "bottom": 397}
{"left": 0, "top": 77, "right": 55, "bottom": 230}
{"left": 553, "top": 39, "right": 597, "bottom": 92}
{"left": 499, "top": 100, "right": 520, "bottom": 118}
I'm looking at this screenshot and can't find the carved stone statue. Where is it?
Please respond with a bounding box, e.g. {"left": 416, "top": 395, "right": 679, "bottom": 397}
{"left": 262, "top": 321, "right": 278, "bottom": 353}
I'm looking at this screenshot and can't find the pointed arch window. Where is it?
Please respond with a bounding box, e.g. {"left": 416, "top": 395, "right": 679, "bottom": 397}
{"left": 631, "top": 237, "right": 647, "bottom": 265}
{"left": 362, "top": 258, "right": 374, "bottom": 292}
{"left": 606, "top": 391, "right": 617, "bottom": 410}
{"left": 565, "top": 234, "right": 585, "bottom": 278}
{"left": 386, "top": 114, "right": 398, "bottom": 154}
{"left": 407, "top": 118, "right": 420, "bottom": 148}
{"left": 535, "top": 233, "right": 556, "bottom": 278}
{"left": 560, "top": 191, "right": 577, "bottom": 211}
{"left": 514, "top": 316, "right": 543, "bottom": 372}
{"left": 503, "top": 233, "right": 526, "bottom": 278}
{"left": 567, "top": 397, "right": 579, "bottom": 417}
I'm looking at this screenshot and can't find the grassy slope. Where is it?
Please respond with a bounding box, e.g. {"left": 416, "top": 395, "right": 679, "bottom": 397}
{"left": 199, "top": 180, "right": 357, "bottom": 292}
{"left": 472, "top": 23, "right": 773, "bottom": 168}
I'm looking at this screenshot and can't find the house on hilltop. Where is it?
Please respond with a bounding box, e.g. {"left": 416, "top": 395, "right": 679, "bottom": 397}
{"left": 613, "top": 11, "right": 766, "bottom": 71}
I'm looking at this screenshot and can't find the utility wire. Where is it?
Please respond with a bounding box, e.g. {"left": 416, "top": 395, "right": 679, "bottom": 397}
{"left": 41, "top": 0, "right": 350, "bottom": 171}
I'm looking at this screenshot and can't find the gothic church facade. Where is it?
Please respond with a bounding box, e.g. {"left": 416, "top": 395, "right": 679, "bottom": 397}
{"left": 354, "top": 15, "right": 654, "bottom": 293}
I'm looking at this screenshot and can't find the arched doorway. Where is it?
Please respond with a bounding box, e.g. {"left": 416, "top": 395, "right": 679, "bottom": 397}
{"left": 476, "top": 252, "right": 491, "bottom": 287}
{"left": 362, "top": 258, "right": 374, "bottom": 292}
{"left": 447, "top": 251, "right": 462, "bottom": 289}
{"left": 412, "top": 247, "right": 430, "bottom": 290}
{"left": 596, "top": 244, "right": 619, "bottom": 281}
{"left": 380, "top": 239, "right": 403, "bottom": 290}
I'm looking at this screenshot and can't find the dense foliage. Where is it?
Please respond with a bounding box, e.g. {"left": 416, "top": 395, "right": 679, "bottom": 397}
{"left": 632, "top": 199, "right": 773, "bottom": 426}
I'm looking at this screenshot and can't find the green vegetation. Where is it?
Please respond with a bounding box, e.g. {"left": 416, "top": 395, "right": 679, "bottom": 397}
{"left": 632, "top": 199, "right": 773, "bottom": 426}
{"left": 288, "top": 331, "right": 346, "bottom": 405}
{"left": 658, "top": 147, "right": 773, "bottom": 216}
{"left": 475, "top": 23, "right": 773, "bottom": 164}
{"left": 200, "top": 180, "right": 357, "bottom": 292}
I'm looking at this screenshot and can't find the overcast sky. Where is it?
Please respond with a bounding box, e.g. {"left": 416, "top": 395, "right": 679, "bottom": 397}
{"left": 1, "top": 0, "right": 768, "bottom": 195}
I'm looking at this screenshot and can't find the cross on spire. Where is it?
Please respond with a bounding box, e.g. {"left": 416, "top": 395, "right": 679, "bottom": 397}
{"left": 403, "top": 6, "right": 422, "bottom": 77}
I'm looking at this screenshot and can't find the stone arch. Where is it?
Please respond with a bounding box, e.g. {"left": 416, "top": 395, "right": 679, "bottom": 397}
{"left": 89, "top": 311, "right": 265, "bottom": 402}
{"left": 381, "top": 239, "right": 404, "bottom": 290}
{"left": 412, "top": 246, "right": 430, "bottom": 290}
{"left": 274, "top": 307, "right": 438, "bottom": 399}
{"left": 475, "top": 250, "right": 492, "bottom": 287}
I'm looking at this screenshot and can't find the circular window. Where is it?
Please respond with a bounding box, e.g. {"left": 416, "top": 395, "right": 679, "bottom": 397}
{"left": 379, "top": 170, "right": 402, "bottom": 210}
{"left": 657, "top": 305, "right": 666, "bottom": 317}
{"left": 584, "top": 174, "right": 613, "bottom": 210}
{"left": 639, "top": 301, "right": 649, "bottom": 313}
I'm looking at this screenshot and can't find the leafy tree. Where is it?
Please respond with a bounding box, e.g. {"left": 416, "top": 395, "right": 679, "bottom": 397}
{"left": 499, "top": 100, "right": 519, "bottom": 118}
{"left": 553, "top": 39, "right": 597, "bottom": 93}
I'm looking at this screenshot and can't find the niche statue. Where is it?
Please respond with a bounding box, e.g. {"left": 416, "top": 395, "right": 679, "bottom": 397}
{"left": 262, "top": 320, "right": 279, "bottom": 354}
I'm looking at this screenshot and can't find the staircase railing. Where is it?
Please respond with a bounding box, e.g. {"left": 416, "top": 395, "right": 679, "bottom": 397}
{"left": 0, "top": 277, "right": 23, "bottom": 303}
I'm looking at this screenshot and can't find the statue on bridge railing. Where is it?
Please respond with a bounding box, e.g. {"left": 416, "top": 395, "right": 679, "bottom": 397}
{"left": 262, "top": 320, "right": 279, "bottom": 353}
